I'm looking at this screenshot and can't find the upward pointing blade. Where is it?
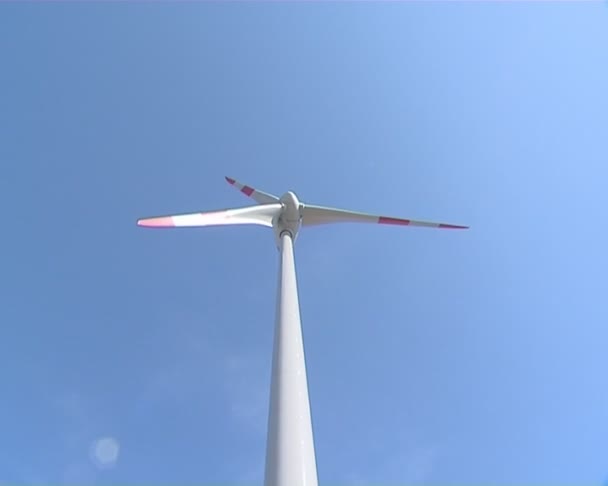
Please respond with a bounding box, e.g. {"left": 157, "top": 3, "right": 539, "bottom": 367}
{"left": 225, "top": 176, "right": 280, "bottom": 204}
{"left": 301, "top": 204, "right": 468, "bottom": 229}
{"left": 137, "top": 203, "right": 282, "bottom": 228}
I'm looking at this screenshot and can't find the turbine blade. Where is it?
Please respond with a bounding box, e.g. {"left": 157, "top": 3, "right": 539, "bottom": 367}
{"left": 137, "top": 203, "right": 282, "bottom": 228}
{"left": 301, "top": 204, "right": 468, "bottom": 229}
{"left": 225, "top": 176, "right": 279, "bottom": 204}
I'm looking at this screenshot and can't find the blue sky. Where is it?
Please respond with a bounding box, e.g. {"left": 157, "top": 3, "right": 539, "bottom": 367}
{"left": 1, "top": 2, "right": 607, "bottom": 485}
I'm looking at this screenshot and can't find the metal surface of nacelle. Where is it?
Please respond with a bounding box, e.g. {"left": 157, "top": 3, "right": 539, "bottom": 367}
{"left": 273, "top": 191, "right": 302, "bottom": 246}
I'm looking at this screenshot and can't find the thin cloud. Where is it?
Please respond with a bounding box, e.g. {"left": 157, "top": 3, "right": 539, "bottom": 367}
{"left": 62, "top": 462, "right": 97, "bottom": 485}
{"left": 223, "top": 352, "right": 268, "bottom": 433}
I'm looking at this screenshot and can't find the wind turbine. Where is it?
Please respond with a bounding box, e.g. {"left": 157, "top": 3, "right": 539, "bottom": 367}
{"left": 137, "top": 176, "right": 468, "bottom": 486}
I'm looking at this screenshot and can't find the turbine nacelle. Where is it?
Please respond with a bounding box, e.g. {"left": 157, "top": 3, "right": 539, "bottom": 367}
{"left": 279, "top": 191, "right": 300, "bottom": 216}
{"left": 275, "top": 191, "right": 302, "bottom": 244}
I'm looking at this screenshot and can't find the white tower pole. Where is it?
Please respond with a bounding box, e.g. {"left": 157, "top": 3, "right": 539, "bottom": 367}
{"left": 264, "top": 231, "right": 318, "bottom": 486}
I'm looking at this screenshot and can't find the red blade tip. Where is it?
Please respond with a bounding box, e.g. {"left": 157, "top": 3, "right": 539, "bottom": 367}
{"left": 137, "top": 217, "right": 174, "bottom": 227}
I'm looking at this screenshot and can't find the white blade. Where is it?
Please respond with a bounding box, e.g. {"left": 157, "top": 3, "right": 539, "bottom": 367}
{"left": 137, "top": 203, "right": 282, "bottom": 228}
{"left": 225, "top": 176, "right": 279, "bottom": 204}
{"left": 301, "top": 204, "right": 468, "bottom": 229}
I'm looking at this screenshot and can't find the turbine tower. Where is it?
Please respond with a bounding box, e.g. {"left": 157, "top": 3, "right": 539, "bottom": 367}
{"left": 138, "top": 177, "right": 468, "bottom": 486}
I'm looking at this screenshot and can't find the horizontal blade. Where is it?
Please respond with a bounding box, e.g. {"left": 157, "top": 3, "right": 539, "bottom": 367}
{"left": 137, "top": 203, "right": 282, "bottom": 228}
{"left": 301, "top": 204, "right": 468, "bottom": 229}
{"left": 225, "top": 176, "right": 279, "bottom": 204}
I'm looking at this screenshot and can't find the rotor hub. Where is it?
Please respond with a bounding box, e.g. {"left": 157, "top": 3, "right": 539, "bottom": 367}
{"left": 274, "top": 191, "right": 302, "bottom": 244}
